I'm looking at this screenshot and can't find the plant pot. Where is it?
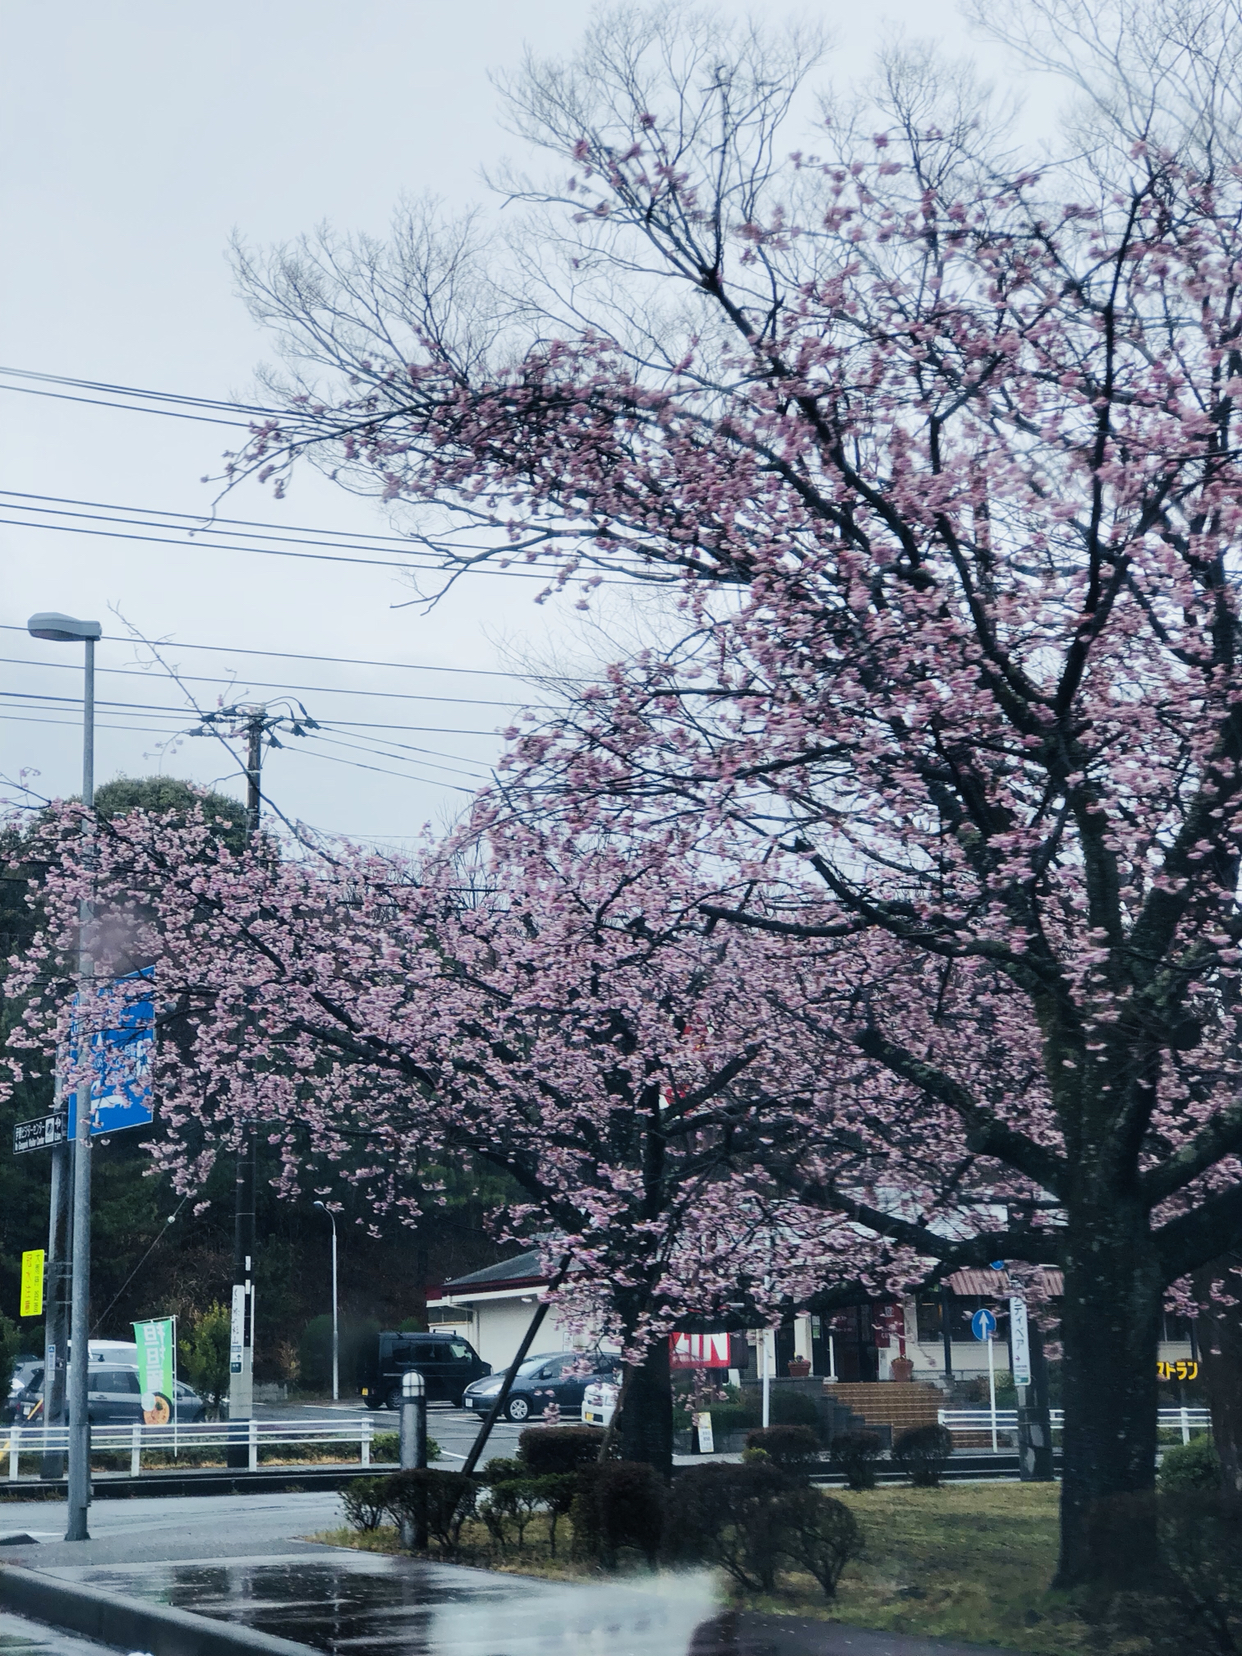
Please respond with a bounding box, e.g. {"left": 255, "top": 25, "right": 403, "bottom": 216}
{"left": 787, "top": 1358, "right": 812, "bottom": 1378}
{"left": 890, "top": 1356, "right": 915, "bottom": 1382}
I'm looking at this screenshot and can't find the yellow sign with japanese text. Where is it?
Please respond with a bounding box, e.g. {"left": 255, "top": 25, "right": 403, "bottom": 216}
{"left": 19, "top": 1250, "right": 44, "bottom": 1318}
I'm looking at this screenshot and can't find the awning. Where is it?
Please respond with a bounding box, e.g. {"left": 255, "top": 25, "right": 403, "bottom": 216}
{"left": 945, "top": 1268, "right": 1064, "bottom": 1298}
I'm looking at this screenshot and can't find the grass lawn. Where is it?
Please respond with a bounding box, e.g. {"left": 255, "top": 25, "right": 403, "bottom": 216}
{"left": 802, "top": 1484, "right": 1090, "bottom": 1654}
{"left": 314, "top": 1481, "right": 1116, "bottom": 1654}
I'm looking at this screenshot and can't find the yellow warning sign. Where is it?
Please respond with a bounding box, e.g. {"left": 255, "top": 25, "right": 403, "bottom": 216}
{"left": 19, "top": 1250, "right": 44, "bottom": 1318}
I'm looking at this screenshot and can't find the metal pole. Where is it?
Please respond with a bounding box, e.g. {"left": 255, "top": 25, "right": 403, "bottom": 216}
{"left": 987, "top": 1333, "right": 997, "bottom": 1453}
{"left": 941, "top": 1285, "right": 954, "bottom": 1385}
{"left": 227, "top": 714, "right": 263, "bottom": 1463}
{"left": 330, "top": 1215, "right": 339, "bottom": 1404}
{"left": 761, "top": 1329, "right": 771, "bottom": 1428}
{"left": 65, "top": 635, "right": 95, "bottom": 1541}
{"left": 40, "top": 1136, "right": 70, "bottom": 1479}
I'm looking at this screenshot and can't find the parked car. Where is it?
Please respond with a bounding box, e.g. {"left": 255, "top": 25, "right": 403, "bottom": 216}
{"left": 4, "top": 1359, "right": 42, "bottom": 1424}
{"left": 581, "top": 1376, "right": 620, "bottom": 1429}
{"left": 359, "top": 1332, "right": 490, "bottom": 1411}
{"left": 13, "top": 1367, "right": 205, "bottom": 1426}
{"left": 462, "top": 1350, "right": 622, "bottom": 1424}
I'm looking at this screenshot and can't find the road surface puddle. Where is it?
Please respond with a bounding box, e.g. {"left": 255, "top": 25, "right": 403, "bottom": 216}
{"left": 55, "top": 1552, "right": 721, "bottom": 1655}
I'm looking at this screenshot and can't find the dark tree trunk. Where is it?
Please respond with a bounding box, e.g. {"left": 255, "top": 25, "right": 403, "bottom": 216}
{"left": 1193, "top": 1255, "right": 1242, "bottom": 1494}
{"left": 617, "top": 1333, "right": 673, "bottom": 1480}
{"left": 1055, "top": 1209, "right": 1164, "bottom": 1586}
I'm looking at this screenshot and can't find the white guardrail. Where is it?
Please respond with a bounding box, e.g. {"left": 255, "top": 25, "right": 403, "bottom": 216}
{"left": 939, "top": 1407, "right": 1211, "bottom": 1447}
{"left": 0, "top": 1416, "right": 382, "bottom": 1481}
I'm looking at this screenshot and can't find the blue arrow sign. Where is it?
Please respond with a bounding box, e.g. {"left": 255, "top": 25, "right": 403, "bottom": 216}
{"left": 971, "top": 1307, "right": 997, "bottom": 1342}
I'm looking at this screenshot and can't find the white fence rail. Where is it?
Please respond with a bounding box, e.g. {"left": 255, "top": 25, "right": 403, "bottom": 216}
{"left": 939, "top": 1407, "right": 1211, "bottom": 1448}
{"left": 0, "top": 1416, "right": 384, "bottom": 1480}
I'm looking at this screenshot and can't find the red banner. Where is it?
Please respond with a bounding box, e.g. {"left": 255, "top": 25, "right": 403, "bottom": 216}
{"left": 669, "top": 1331, "right": 732, "bottom": 1369}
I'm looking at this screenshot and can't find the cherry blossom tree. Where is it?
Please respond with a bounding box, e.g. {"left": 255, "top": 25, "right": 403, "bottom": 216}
{"left": 219, "top": 1, "right": 1242, "bottom": 1580}
{"left": 5, "top": 800, "right": 939, "bottom": 1474}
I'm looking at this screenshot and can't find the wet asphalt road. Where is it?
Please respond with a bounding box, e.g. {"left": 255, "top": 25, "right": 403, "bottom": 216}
{"left": 0, "top": 1489, "right": 1019, "bottom": 1656}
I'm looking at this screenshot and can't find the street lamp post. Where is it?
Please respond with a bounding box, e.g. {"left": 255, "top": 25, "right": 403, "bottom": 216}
{"left": 313, "top": 1202, "right": 339, "bottom": 1402}
{"left": 27, "top": 613, "right": 101, "bottom": 1544}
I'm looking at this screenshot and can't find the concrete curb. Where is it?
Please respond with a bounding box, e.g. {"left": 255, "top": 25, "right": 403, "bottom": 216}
{"left": 0, "top": 1564, "right": 314, "bottom": 1656}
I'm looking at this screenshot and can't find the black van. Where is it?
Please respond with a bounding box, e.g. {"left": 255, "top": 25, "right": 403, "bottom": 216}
{"left": 359, "top": 1332, "right": 490, "bottom": 1410}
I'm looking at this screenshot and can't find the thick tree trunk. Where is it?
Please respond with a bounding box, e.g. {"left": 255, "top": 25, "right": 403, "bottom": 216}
{"left": 1193, "top": 1255, "right": 1242, "bottom": 1494}
{"left": 1055, "top": 1211, "right": 1164, "bottom": 1586}
{"left": 617, "top": 1333, "right": 673, "bottom": 1480}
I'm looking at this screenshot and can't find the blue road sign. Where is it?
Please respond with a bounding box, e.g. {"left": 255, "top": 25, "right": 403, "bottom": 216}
{"left": 971, "top": 1307, "right": 997, "bottom": 1342}
{"left": 67, "top": 969, "right": 154, "bottom": 1137}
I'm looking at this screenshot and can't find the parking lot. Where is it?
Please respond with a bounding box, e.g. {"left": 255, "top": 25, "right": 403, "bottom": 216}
{"left": 254, "top": 1398, "right": 539, "bottom": 1469}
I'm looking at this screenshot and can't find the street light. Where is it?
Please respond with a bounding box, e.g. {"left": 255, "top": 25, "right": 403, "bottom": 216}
{"left": 313, "top": 1202, "right": 339, "bottom": 1402}
{"left": 27, "top": 613, "right": 101, "bottom": 1544}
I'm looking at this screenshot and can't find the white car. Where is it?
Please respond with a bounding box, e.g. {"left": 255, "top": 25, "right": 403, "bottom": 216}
{"left": 581, "top": 1378, "right": 619, "bottom": 1429}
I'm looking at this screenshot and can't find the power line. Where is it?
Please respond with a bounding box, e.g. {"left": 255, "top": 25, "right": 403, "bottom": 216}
{"left": 0, "top": 709, "right": 478, "bottom": 793}
{"left": 0, "top": 488, "right": 516, "bottom": 554}
{"left": 0, "top": 510, "right": 574, "bottom": 582}
{"left": 0, "top": 691, "right": 499, "bottom": 769}
{"left": 0, "top": 364, "right": 281, "bottom": 414}
{"left": 1, "top": 655, "right": 521, "bottom": 709}
{"left": 0, "top": 382, "right": 252, "bottom": 428}
{"left": 0, "top": 625, "right": 584, "bottom": 684}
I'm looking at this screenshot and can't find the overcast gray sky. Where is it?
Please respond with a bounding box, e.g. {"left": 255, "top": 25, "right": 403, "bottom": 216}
{"left": 1, "top": 0, "right": 1041, "bottom": 844}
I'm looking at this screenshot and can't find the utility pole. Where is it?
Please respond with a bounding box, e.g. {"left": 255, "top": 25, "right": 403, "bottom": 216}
{"left": 188, "top": 698, "right": 316, "bottom": 1463}
{"left": 227, "top": 713, "right": 264, "bottom": 1462}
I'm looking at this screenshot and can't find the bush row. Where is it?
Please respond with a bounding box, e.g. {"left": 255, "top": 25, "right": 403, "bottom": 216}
{"left": 340, "top": 1424, "right": 864, "bottom": 1601}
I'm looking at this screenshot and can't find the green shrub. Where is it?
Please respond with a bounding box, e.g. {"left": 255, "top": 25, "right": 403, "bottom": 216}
{"left": 482, "top": 1456, "right": 526, "bottom": 1485}
{"left": 517, "top": 1424, "right": 605, "bottom": 1476}
{"left": 177, "top": 1304, "right": 231, "bottom": 1418}
{"left": 342, "top": 1475, "right": 389, "bottom": 1531}
{"left": 537, "top": 1473, "right": 578, "bottom": 1556}
{"left": 831, "top": 1431, "right": 882, "bottom": 1491}
{"left": 706, "top": 1402, "right": 758, "bottom": 1432}
{"left": 669, "top": 1460, "right": 791, "bottom": 1593}
{"left": 769, "top": 1389, "right": 821, "bottom": 1433}
{"left": 892, "top": 1423, "right": 953, "bottom": 1488}
{"left": 1159, "top": 1434, "right": 1221, "bottom": 1491}
{"left": 745, "top": 1424, "right": 821, "bottom": 1476}
{"left": 571, "top": 1460, "right": 664, "bottom": 1568}
{"left": 777, "top": 1487, "right": 864, "bottom": 1599}
{"left": 1078, "top": 1491, "right": 1242, "bottom": 1648}
{"left": 370, "top": 1432, "right": 438, "bottom": 1464}
{"left": 479, "top": 1477, "right": 546, "bottom": 1552}
{"left": 383, "top": 1468, "right": 475, "bottom": 1556}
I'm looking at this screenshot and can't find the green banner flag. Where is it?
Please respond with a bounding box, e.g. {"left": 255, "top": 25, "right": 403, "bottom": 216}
{"left": 132, "top": 1317, "right": 175, "bottom": 1425}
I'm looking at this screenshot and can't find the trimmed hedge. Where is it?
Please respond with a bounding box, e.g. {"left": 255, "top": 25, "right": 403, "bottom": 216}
{"left": 383, "top": 1468, "right": 476, "bottom": 1556}
{"left": 892, "top": 1423, "right": 953, "bottom": 1488}
{"left": 669, "top": 1461, "right": 862, "bottom": 1599}
{"left": 1159, "top": 1434, "right": 1221, "bottom": 1491}
{"left": 831, "top": 1430, "right": 883, "bottom": 1491}
{"left": 517, "top": 1424, "right": 606, "bottom": 1476}
{"left": 744, "top": 1424, "right": 822, "bottom": 1475}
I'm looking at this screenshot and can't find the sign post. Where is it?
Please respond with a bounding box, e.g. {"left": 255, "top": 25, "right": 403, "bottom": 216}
{"left": 971, "top": 1307, "right": 999, "bottom": 1451}
{"left": 13, "top": 1115, "right": 67, "bottom": 1155}
{"left": 1012, "top": 1298, "right": 1054, "bottom": 1482}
